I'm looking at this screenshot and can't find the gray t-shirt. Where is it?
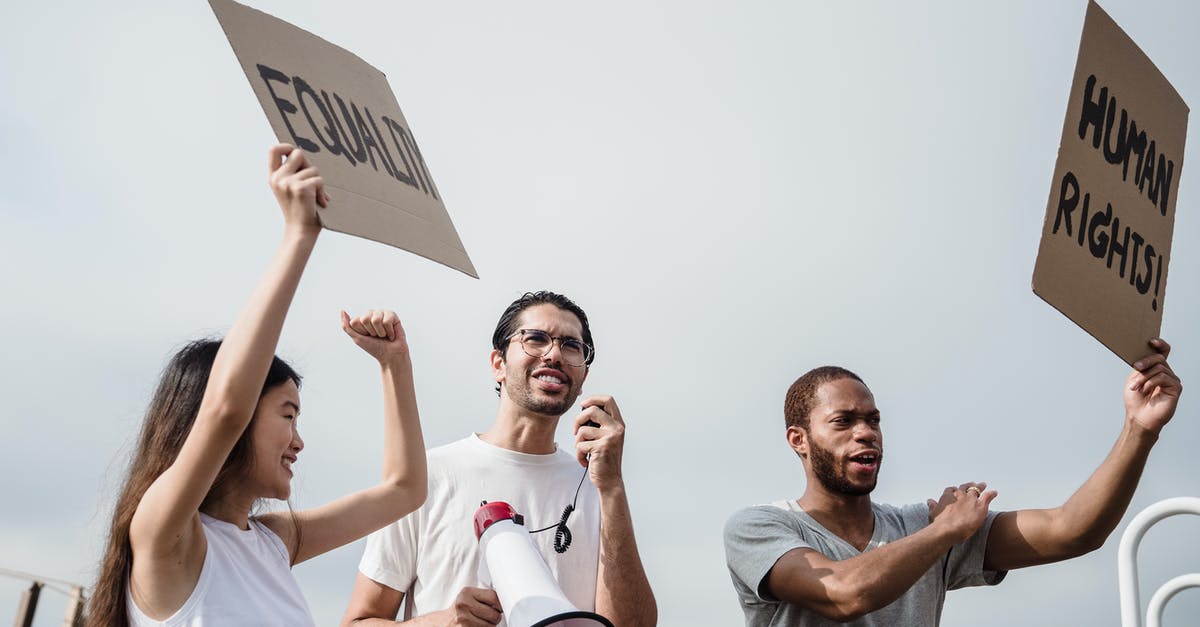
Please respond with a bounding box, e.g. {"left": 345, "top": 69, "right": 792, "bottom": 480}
{"left": 723, "top": 500, "right": 1005, "bottom": 627}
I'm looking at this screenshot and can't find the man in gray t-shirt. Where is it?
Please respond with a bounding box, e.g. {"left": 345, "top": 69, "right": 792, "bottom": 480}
{"left": 725, "top": 501, "right": 1003, "bottom": 626}
{"left": 724, "top": 341, "right": 1181, "bottom": 626}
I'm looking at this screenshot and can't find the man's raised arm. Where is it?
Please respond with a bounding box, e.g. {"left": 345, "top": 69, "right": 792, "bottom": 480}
{"left": 983, "top": 338, "right": 1183, "bottom": 572}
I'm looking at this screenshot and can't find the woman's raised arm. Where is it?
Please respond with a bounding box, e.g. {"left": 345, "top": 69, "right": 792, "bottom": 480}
{"left": 130, "top": 144, "right": 325, "bottom": 567}
{"left": 263, "top": 309, "right": 428, "bottom": 564}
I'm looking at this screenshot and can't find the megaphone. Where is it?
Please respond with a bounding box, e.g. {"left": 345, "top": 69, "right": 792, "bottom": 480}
{"left": 474, "top": 501, "right": 614, "bottom": 627}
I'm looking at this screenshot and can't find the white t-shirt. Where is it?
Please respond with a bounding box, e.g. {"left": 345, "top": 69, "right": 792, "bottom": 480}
{"left": 127, "top": 513, "right": 315, "bottom": 626}
{"left": 359, "top": 433, "right": 600, "bottom": 624}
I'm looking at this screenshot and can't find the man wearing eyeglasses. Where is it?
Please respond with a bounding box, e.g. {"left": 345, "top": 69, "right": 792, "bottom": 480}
{"left": 343, "top": 291, "right": 657, "bottom": 626}
{"left": 723, "top": 338, "right": 1181, "bottom": 626}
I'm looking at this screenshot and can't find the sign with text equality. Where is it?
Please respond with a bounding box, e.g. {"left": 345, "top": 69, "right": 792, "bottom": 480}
{"left": 1033, "top": 1, "right": 1187, "bottom": 365}
{"left": 210, "top": 0, "right": 477, "bottom": 278}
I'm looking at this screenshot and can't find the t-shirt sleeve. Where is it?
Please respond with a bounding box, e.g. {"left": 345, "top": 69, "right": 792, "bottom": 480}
{"left": 944, "top": 510, "right": 1007, "bottom": 590}
{"left": 359, "top": 509, "right": 420, "bottom": 594}
{"left": 724, "top": 506, "right": 810, "bottom": 603}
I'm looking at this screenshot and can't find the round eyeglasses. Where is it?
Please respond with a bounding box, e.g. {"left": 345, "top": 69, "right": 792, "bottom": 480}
{"left": 506, "top": 329, "right": 592, "bottom": 367}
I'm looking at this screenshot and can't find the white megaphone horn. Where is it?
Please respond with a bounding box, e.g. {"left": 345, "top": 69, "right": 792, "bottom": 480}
{"left": 474, "top": 501, "right": 613, "bottom": 627}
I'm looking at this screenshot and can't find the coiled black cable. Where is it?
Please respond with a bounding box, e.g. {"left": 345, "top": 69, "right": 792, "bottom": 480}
{"left": 529, "top": 460, "right": 590, "bottom": 554}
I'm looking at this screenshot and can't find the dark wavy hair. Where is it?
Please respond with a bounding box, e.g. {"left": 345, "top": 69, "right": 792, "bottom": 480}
{"left": 490, "top": 291, "right": 594, "bottom": 395}
{"left": 87, "top": 340, "right": 301, "bottom": 627}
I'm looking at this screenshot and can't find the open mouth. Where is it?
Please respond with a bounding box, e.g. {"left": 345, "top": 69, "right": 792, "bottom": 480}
{"left": 531, "top": 368, "right": 568, "bottom": 391}
{"left": 848, "top": 451, "right": 880, "bottom": 470}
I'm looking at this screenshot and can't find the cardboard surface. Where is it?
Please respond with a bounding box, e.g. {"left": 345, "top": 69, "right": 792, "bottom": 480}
{"left": 210, "top": 0, "right": 477, "bottom": 278}
{"left": 1033, "top": 0, "right": 1187, "bottom": 365}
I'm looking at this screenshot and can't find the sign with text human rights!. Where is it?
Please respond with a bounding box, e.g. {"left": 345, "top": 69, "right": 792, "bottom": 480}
{"left": 210, "top": 0, "right": 477, "bottom": 278}
{"left": 1033, "top": 0, "right": 1187, "bottom": 365}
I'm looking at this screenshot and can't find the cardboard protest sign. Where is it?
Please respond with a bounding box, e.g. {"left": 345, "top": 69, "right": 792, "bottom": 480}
{"left": 210, "top": 0, "right": 477, "bottom": 278}
{"left": 1033, "top": 0, "right": 1187, "bottom": 365}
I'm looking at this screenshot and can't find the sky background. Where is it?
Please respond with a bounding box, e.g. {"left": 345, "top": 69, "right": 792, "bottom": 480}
{"left": 2, "top": 1, "right": 1199, "bottom": 625}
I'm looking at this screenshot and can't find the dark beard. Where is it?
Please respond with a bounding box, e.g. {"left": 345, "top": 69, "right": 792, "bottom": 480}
{"left": 515, "top": 389, "right": 575, "bottom": 416}
{"left": 809, "top": 439, "right": 877, "bottom": 496}
{"left": 508, "top": 369, "right": 580, "bottom": 417}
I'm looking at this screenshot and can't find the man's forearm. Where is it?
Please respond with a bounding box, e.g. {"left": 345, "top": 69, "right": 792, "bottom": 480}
{"left": 1051, "top": 420, "right": 1157, "bottom": 554}
{"left": 985, "top": 420, "right": 1159, "bottom": 571}
{"left": 595, "top": 483, "right": 657, "bottom": 626}
{"left": 768, "top": 521, "right": 964, "bottom": 621}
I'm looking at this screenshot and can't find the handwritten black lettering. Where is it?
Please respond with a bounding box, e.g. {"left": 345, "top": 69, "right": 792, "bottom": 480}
{"left": 1137, "top": 140, "right": 1174, "bottom": 216}
{"left": 382, "top": 116, "right": 419, "bottom": 188}
{"left": 1087, "top": 200, "right": 1112, "bottom": 260}
{"left": 1053, "top": 170, "right": 1165, "bottom": 311}
{"left": 1105, "top": 216, "right": 1129, "bottom": 278}
{"left": 1135, "top": 242, "right": 1156, "bottom": 295}
{"left": 326, "top": 92, "right": 366, "bottom": 164}
{"left": 1053, "top": 171, "right": 1082, "bottom": 239}
{"left": 257, "top": 64, "right": 319, "bottom": 153}
{"left": 293, "top": 77, "right": 350, "bottom": 164}
{"left": 252, "top": 66, "right": 440, "bottom": 200}
{"left": 363, "top": 107, "right": 400, "bottom": 181}
{"left": 350, "top": 102, "right": 394, "bottom": 177}
{"left": 1076, "top": 74, "right": 1175, "bottom": 216}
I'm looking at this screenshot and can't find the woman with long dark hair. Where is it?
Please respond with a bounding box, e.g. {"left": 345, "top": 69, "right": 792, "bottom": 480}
{"left": 88, "top": 144, "right": 428, "bottom": 626}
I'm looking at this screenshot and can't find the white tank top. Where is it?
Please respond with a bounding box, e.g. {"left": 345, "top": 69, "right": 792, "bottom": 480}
{"left": 127, "top": 513, "right": 315, "bottom": 626}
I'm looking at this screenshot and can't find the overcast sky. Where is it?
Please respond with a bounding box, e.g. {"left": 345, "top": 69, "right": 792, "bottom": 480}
{"left": 2, "top": 1, "right": 1199, "bottom": 625}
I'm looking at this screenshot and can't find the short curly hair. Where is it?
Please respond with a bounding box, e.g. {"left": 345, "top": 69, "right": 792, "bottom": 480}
{"left": 784, "top": 366, "right": 863, "bottom": 430}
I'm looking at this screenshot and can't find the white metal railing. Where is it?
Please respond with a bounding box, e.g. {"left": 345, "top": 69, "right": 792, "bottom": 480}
{"left": 1118, "top": 497, "right": 1200, "bottom": 627}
